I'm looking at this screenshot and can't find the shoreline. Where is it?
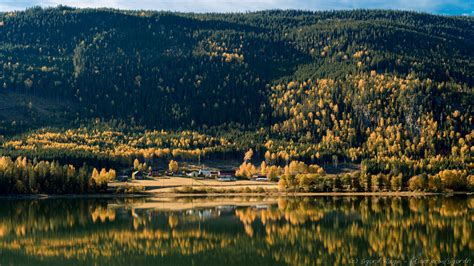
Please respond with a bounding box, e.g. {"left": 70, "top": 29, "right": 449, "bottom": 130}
{"left": 150, "top": 191, "right": 473, "bottom": 198}
{"left": 0, "top": 191, "right": 471, "bottom": 200}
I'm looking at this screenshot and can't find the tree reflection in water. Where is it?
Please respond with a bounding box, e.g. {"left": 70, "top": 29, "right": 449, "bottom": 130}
{"left": 0, "top": 196, "right": 472, "bottom": 265}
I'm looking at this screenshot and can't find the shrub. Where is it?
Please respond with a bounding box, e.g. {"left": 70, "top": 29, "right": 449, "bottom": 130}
{"left": 428, "top": 175, "right": 443, "bottom": 192}
{"left": 279, "top": 174, "right": 298, "bottom": 191}
{"left": 308, "top": 164, "right": 325, "bottom": 174}
{"left": 341, "top": 174, "right": 352, "bottom": 191}
{"left": 236, "top": 162, "right": 257, "bottom": 179}
{"left": 288, "top": 161, "right": 308, "bottom": 175}
{"left": 333, "top": 175, "right": 342, "bottom": 192}
{"left": 91, "top": 168, "right": 115, "bottom": 192}
{"left": 438, "top": 170, "right": 467, "bottom": 191}
{"left": 116, "top": 185, "right": 145, "bottom": 194}
{"left": 390, "top": 174, "right": 403, "bottom": 191}
{"left": 468, "top": 175, "right": 474, "bottom": 192}
{"left": 168, "top": 160, "right": 179, "bottom": 173}
{"left": 226, "top": 188, "right": 236, "bottom": 194}
{"left": 323, "top": 176, "right": 334, "bottom": 192}
{"left": 360, "top": 173, "right": 371, "bottom": 192}
{"left": 264, "top": 165, "right": 283, "bottom": 181}
{"left": 175, "top": 186, "right": 192, "bottom": 193}
{"left": 297, "top": 174, "right": 315, "bottom": 192}
{"left": 313, "top": 176, "right": 327, "bottom": 192}
{"left": 296, "top": 174, "right": 334, "bottom": 192}
{"left": 371, "top": 174, "right": 383, "bottom": 192}
{"left": 350, "top": 174, "right": 361, "bottom": 192}
{"left": 408, "top": 174, "right": 427, "bottom": 191}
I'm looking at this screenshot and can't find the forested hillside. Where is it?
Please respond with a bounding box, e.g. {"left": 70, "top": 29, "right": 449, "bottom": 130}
{"left": 0, "top": 7, "right": 473, "bottom": 192}
{"left": 1, "top": 7, "right": 472, "bottom": 127}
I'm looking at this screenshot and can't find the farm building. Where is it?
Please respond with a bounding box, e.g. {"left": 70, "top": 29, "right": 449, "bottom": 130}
{"left": 219, "top": 170, "right": 236, "bottom": 178}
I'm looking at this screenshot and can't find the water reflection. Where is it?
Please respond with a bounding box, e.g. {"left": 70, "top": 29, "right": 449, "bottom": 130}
{"left": 0, "top": 196, "right": 472, "bottom": 265}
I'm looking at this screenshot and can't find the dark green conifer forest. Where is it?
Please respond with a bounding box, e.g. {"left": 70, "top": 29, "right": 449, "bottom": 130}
{"left": 0, "top": 7, "right": 472, "bottom": 193}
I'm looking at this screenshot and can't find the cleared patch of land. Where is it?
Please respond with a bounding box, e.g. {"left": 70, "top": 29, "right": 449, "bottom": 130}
{"left": 108, "top": 176, "right": 466, "bottom": 198}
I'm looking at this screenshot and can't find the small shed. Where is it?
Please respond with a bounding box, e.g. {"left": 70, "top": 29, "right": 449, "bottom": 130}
{"left": 198, "top": 169, "right": 219, "bottom": 178}
{"left": 219, "top": 170, "right": 236, "bottom": 178}
{"left": 187, "top": 171, "right": 199, "bottom": 177}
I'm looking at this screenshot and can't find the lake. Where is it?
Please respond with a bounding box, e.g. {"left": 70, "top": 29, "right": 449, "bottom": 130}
{"left": 0, "top": 196, "right": 472, "bottom": 265}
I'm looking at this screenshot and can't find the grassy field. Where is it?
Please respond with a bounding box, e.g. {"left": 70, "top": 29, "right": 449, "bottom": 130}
{"left": 109, "top": 177, "right": 278, "bottom": 194}
{"left": 109, "top": 163, "right": 362, "bottom": 195}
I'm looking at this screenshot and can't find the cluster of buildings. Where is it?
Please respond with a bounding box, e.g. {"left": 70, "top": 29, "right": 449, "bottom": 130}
{"left": 124, "top": 168, "right": 238, "bottom": 182}
{"left": 186, "top": 169, "right": 237, "bottom": 181}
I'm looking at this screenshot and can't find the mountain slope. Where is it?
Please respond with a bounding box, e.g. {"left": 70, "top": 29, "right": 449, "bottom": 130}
{"left": 0, "top": 8, "right": 472, "bottom": 180}
{"left": 0, "top": 7, "right": 472, "bottom": 128}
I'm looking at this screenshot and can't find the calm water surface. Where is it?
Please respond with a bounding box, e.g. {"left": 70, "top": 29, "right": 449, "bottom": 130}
{"left": 0, "top": 196, "right": 472, "bottom": 265}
